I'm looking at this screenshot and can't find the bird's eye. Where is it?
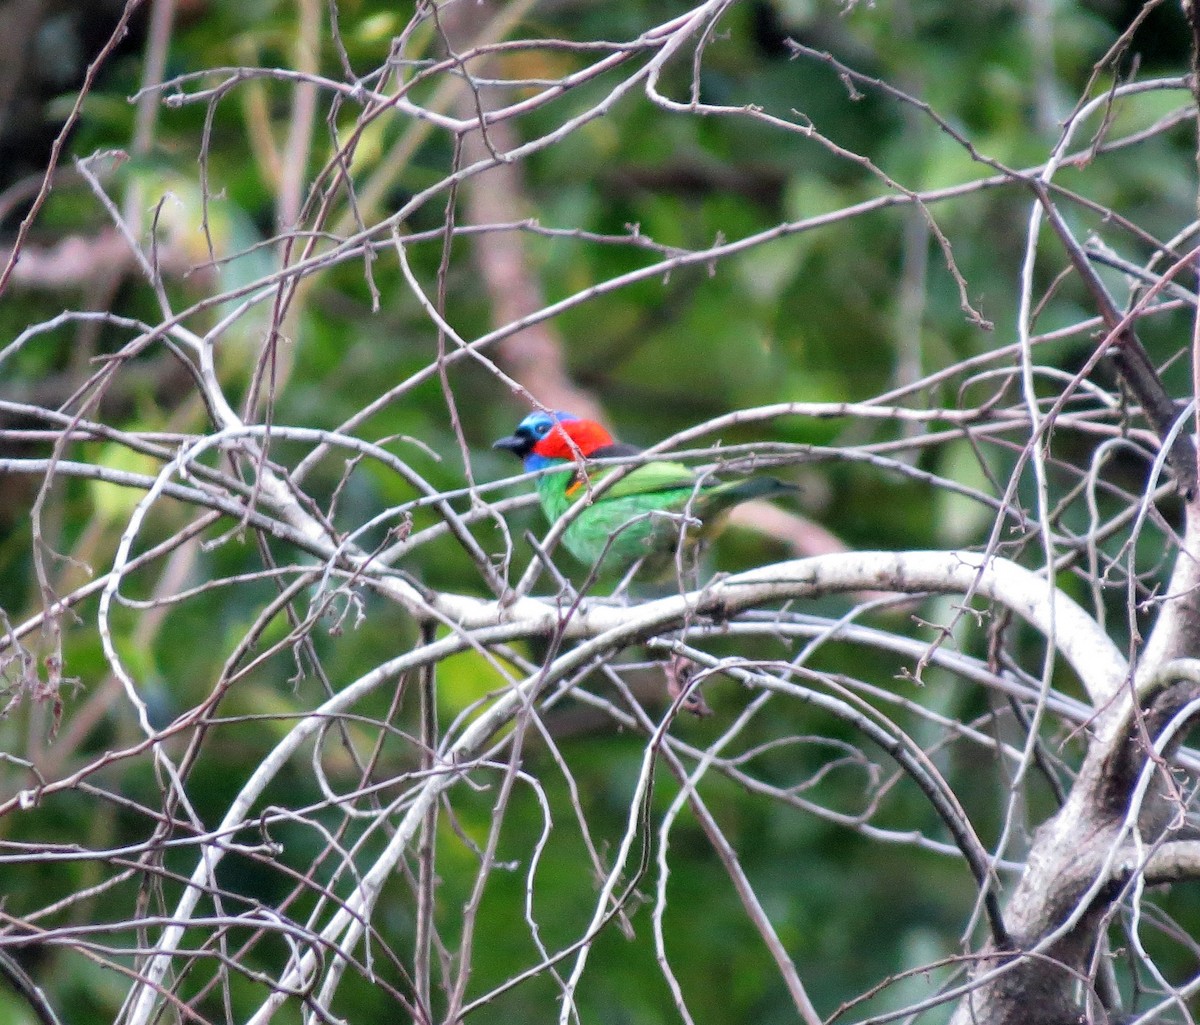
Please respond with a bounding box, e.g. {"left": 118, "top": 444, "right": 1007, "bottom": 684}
{"left": 535, "top": 422, "right": 550, "bottom": 437}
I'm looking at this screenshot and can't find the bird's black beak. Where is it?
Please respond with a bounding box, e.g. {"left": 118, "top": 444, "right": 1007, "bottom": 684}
{"left": 493, "top": 434, "right": 530, "bottom": 458}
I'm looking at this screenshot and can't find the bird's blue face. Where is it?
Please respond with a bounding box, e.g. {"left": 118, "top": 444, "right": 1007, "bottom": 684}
{"left": 518, "top": 410, "right": 575, "bottom": 439}
{"left": 517, "top": 411, "right": 578, "bottom": 469}
{"left": 494, "top": 411, "right": 579, "bottom": 469}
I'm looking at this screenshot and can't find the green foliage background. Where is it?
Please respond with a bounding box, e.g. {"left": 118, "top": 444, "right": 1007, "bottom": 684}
{"left": 1, "top": 1, "right": 1198, "bottom": 1023}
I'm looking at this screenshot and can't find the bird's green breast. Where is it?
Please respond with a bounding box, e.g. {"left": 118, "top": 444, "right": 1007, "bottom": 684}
{"left": 534, "top": 460, "right": 716, "bottom": 571}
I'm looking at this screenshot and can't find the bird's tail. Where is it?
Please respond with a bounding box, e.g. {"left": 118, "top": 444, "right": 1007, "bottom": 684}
{"left": 719, "top": 475, "right": 797, "bottom": 502}
{"left": 697, "top": 475, "right": 798, "bottom": 521}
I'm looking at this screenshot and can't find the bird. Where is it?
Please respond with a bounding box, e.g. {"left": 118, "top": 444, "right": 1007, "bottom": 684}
{"left": 493, "top": 410, "right": 795, "bottom": 575}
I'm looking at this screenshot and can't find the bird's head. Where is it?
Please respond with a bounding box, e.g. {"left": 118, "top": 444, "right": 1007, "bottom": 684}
{"left": 493, "top": 411, "right": 615, "bottom": 469}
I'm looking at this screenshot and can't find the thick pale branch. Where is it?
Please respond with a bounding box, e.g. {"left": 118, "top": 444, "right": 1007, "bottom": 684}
{"left": 1139, "top": 840, "right": 1200, "bottom": 884}
{"left": 119, "top": 546, "right": 1121, "bottom": 1025}
{"left": 1138, "top": 448, "right": 1200, "bottom": 677}
{"left": 417, "top": 549, "right": 1126, "bottom": 712}
{"left": 947, "top": 670, "right": 1200, "bottom": 1025}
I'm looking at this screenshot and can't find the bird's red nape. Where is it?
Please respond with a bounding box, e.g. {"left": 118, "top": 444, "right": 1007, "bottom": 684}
{"left": 531, "top": 418, "right": 615, "bottom": 461}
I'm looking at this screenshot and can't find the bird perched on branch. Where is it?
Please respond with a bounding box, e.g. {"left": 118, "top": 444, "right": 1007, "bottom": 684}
{"left": 493, "top": 410, "right": 795, "bottom": 575}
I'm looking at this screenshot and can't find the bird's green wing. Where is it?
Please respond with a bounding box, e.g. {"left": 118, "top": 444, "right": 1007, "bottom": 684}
{"left": 582, "top": 459, "right": 699, "bottom": 501}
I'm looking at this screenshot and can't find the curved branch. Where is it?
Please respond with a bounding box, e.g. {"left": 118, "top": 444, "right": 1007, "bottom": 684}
{"left": 421, "top": 549, "right": 1127, "bottom": 715}
{"left": 0, "top": 949, "right": 61, "bottom": 1025}
{"left": 1139, "top": 840, "right": 1200, "bottom": 885}
{"left": 120, "top": 546, "right": 1120, "bottom": 1025}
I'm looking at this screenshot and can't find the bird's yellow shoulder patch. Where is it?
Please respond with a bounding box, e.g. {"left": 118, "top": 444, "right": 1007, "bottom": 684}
{"left": 565, "top": 467, "right": 589, "bottom": 497}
